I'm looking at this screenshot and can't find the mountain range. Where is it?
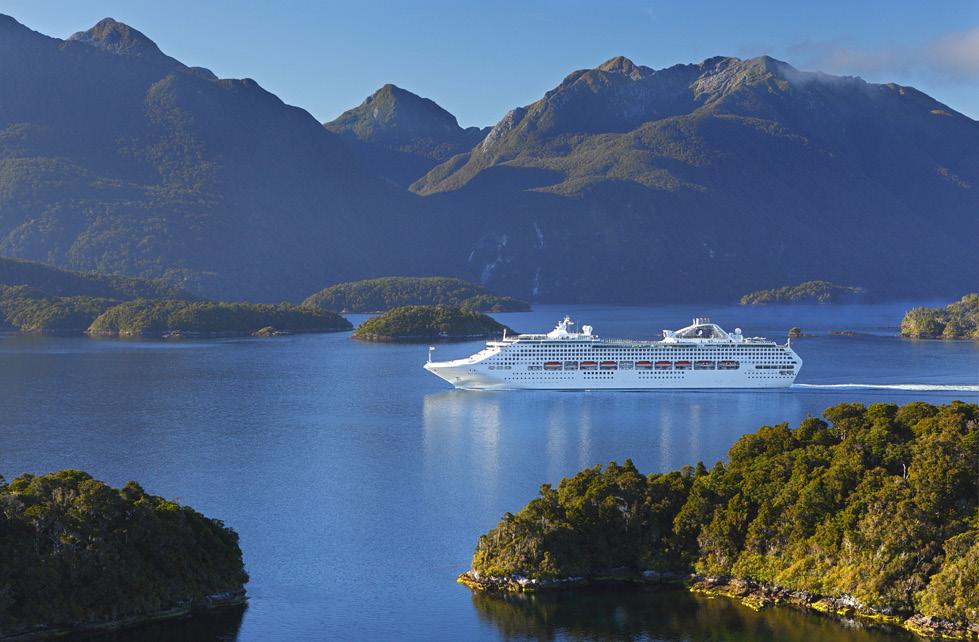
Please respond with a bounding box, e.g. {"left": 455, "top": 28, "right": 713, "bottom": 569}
{"left": 1, "top": 14, "right": 976, "bottom": 303}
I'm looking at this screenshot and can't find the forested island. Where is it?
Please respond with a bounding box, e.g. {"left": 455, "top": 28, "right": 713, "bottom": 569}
{"left": 88, "top": 300, "right": 351, "bottom": 337}
{"left": 740, "top": 281, "right": 865, "bottom": 305}
{"left": 0, "top": 257, "right": 196, "bottom": 333}
{"left": 0, "top": 255, "right": 352, "bottom": 337}
{"left": 460, "top": 402, "right": 979, "bottom": 640}
{"left": 901, "top": 294, "right": 978, "bottom": 340}
{"left": 0, "top": 469, "right": 248, "bottom": 638}
{"left": 303, "top": 276, "right": 529, "bottom": 313}
{"left": 353, "top": 305, "right": 511, "bottom": 342}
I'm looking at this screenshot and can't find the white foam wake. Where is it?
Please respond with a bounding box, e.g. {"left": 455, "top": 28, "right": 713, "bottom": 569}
{"left": 792, "top": 383, "right": 979, "bottom": 393}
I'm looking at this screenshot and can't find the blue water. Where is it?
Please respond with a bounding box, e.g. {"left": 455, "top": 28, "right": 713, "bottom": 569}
{"left": 0, "top": 303, "right": 976, "bottom": 641}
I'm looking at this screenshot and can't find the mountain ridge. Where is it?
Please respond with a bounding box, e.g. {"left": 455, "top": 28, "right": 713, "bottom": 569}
{"left": 325, "top": 83, "right": 488, "bottom": 187}
{"left": 0, "top": 13, "right": 975, "bottom": 304}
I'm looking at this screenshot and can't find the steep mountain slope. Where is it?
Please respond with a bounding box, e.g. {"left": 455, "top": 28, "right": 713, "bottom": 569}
{"left": 325, "top": 84, "right": 487, "bottom": 187}
{"left": 0, "top": 15, "right": 426, "bottom": 301}
{"left": 412, "top": 56, "right": 979, "bottom": 302}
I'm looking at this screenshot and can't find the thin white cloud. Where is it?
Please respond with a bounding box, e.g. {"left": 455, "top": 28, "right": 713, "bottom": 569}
{"left": 929, "top": 28, "right": 979, "bottom": 75}
{"left": 789, "top": 27, "right": 979, "bottom": 81}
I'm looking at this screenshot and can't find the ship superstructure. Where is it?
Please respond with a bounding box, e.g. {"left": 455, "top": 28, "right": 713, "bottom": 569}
{"left": 423, "top": 316, "right": 801, "bottom": 390}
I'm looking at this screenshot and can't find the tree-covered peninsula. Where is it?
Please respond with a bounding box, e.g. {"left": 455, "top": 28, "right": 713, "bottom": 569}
{"left": 461, "top": 402, "right": 979, "bottom": 639}
{"left": 303, "top": 276, "right": 529, "bottom": 313}
{"left": 901, "top": 294, "right": 979, "bottom": 340}
{"left": 0, "top": 469, "right": 247, "bottom": 638}
{"left": 740, "top": 281, "right": 865, "bottom": 305}
{"left": 353, "top": 305, "right": 511, "bottom": 342}
{"left": 0, "top": 256, "right": 197, "bottom": 333}
{"left": 88, "top": 299, "right": 351, "bottom": 337}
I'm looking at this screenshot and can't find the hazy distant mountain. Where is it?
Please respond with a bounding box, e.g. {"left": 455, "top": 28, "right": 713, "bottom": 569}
{"left": 0, "top": 15, "right": 428, "bottom": 301}
{"left": 412, "top": 55, "right": 979, "bottom": 302}
{"left": 1, "top": 12, "right": 976, "bottom": 304}
{"left": 325, "top": 84, "right": 488, "bottom": 187}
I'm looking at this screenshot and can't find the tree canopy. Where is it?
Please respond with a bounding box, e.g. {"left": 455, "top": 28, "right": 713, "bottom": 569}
{"left": 303, "top": 276, "right": 529, "bottom": 313}
{"left": 0, "top": 470, "right": 248, "bottom": 636}
{"left": 470, "top": 402, "right": 978, "bottom": 628}
{"left": 353, "top": 304, "right": 511, "bottom": 341}
{"left": 901, "top": 294, "right": 979, "bottom": 340}
{"left": 740, "top": 281, "right": 866, "bottom": 305}
{"left": 88, "top": 299, "right": 351, "bottom": 336}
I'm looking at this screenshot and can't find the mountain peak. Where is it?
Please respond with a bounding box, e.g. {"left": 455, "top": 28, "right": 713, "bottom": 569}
{"left": 68, "top": 17, "right": 164, "bottom": 59}
{"left": 327, "top": 84, "right": 465, "bottom": 142}
{"left": 597, "top": 55, "right": 638, "bottom": 74}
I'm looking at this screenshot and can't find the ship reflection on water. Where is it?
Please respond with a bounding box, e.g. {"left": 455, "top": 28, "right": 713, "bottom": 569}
{"left": 421, "top": 388, "right": 807, "bottom": 486}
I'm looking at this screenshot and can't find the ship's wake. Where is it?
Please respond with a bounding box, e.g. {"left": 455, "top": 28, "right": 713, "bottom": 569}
{"left": 792, "top": 383, "right": 978, "bottom": 393}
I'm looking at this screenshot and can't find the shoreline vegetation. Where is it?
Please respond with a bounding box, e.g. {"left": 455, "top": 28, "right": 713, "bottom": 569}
{"left": 459, "top": 402, "right": 979, "bottom": 640}
{"left": 86, "top": 299, "right": 351, "bottom": 337}
{"left": 0, "top": 470, "right": 248, "bottom": 640}
{"left": 352, "top": 305, "right": 511, "bottom": 342}
{"left": 901, "top": 294, "right": 978, "bottom": 340}
{"left": 740, "top": 281, "right": 866, "bottom": 305}
{"left": 0, "top": 255, "right": 353, "bottom": 337}
{"left": 303, "top": 276, "right": 529, "bottom": 314}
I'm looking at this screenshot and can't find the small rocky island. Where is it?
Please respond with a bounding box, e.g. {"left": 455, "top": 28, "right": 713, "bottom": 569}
{"left": 740, "top": 280, "right": 865, "bottom": 304}
{"left": 0, "top": 469, "right": 248, "bottom": 638}
{"left": 901, "top": 294, "right": 978, "bottom": 340}
{"left": 87, "top": 299, "right": 352, "bottom": 337}
{"left": 460, "top": 402, "right": 979, "bottom": 640}
{"left": 303, "top": 276, "right": 529, "bottom": 313}
{"left": 353, "top": 305, "right": 511, "bottom": 342}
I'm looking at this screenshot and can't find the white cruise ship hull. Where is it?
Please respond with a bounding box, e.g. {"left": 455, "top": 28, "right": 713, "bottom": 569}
{"left": 424, "top": 362, "right": 798, "bottom": 390}
{"left": 423, "top": 317, "right": 802, "bottom": 391}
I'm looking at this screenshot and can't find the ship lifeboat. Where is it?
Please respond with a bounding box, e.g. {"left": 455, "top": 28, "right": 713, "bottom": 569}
{"left": 718, "top": 360, "right": 740, "bottom": 370}
{"left": 564, "top": 361, "right": 579, "bottom": 370}
{"left": 543, "top": 361, "right": 562, "bottom": 371}
{"left": 580, "top": 361, "right": 598, "bottom": 370}
{"left": 654, "top": 361, "right": 672, "bottom": 370}
{"left": 599, "top": 360, "right": 618, "bottom": 370}
{"left": 618, "top": 361, "right": 634, "bottom": 369}
{"left": 674, "top": 360, "right": 692, "bottom": 370}
{"left": 635, "top": 361, "right": 653, "bottom": 370}
{"left": 694, "top": 360, "right": 716, "bottom": 370}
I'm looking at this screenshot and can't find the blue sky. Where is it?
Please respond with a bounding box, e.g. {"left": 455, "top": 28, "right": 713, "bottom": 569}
{"left": 3, "top": 0, "right": 978, "bottom": 125}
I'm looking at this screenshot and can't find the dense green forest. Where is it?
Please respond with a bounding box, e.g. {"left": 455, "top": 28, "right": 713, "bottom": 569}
{"left": 464, "top": 402, "right": 979, "bottom": 636}
{"left": 0, "top": 256, "right": 190, "bottom": 300}
{"left": 0, "top": 285, "right": 119, "bottom": 333}
{"left": 0, "top": 256, "right": 195, "bottom": 332}
{"left": 901, "top": 294, "right": 979, "bottom": 339}
{"left": 303, "top": 277, "right": 529, "bottom": 313}
{"left": 0, "top": 469, "right": 247, "bottom": 637}
{"left": 739, "top": 281, "right": 866, "bottom": 305}
{"left": 353, "top": 305, "right": 510, "bottom": 341}
{"left": 88, "top": 299, "right": 351, "bottom": 336}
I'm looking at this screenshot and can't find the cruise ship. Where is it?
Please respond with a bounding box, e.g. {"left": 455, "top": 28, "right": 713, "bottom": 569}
{"left": 423, "top": 316, "right": 801, "bottom": 390}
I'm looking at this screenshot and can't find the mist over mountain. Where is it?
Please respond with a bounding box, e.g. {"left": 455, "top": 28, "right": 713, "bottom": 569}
{"left": 325, "top": 84, "right": 488, "bottom": 187}
{"left": 1, "top": 13, "right": 975, "bottom": 303}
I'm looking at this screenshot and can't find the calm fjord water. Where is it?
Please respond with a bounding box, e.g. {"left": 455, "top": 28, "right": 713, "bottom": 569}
{"left": 1, "top": 303, "right": 976, "bottom": 642}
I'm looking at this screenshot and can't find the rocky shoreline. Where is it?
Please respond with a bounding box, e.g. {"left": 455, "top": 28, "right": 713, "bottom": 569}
{"left": 458, "top": 571, "right": 978, "bottom": 640}
{"left": 0, "top": 590, "right": 246, "bottom": 641}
